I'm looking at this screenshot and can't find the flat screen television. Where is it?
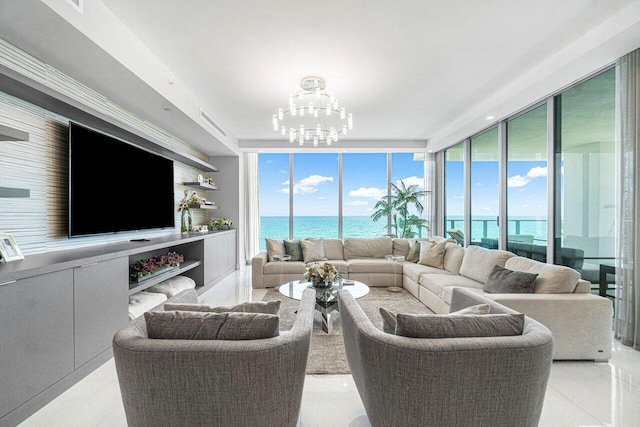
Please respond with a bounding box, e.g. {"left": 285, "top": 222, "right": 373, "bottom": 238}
{"left": 68, "top": 122, "right": 175, "bottom": 237}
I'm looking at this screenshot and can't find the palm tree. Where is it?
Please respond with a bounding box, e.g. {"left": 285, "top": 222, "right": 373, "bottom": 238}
{"left": 371, "top": 180, "right": 429, "bottom": 238}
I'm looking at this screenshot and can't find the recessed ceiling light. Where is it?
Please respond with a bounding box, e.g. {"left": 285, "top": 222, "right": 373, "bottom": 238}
{"left": 485, "top": 115, "right": 495, "bottom": 120}
{"left": 163, "top": 107, "right": 172, "bottom": 112}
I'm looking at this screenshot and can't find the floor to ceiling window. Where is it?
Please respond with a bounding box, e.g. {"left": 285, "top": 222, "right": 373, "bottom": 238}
{"left": 258, "top": 153, "right": 290, "bottom": 250}
{"left": 556, "top": 68, "right": 616, "bottom": 292}
{"left": 391, "top": 153, "right": 427, "bottom": 237}
{"left": 506, "top": 104, "right": 548, "bottom": 260}
{"left": 292, "top": 153, "right": 339, "bottom": 240}
{"left": 444, "top": 142, "right": 465, "bottom": 244}
{"left": 342, "top": 153, "right": 388, "bottom": 238}
{"left": 470, "top": 127, "right": 499, "bottom": 246}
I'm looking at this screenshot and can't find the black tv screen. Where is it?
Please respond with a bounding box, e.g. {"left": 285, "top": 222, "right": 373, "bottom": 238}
{"left": 69, "top": 122, "right": 175, "bottom": 237}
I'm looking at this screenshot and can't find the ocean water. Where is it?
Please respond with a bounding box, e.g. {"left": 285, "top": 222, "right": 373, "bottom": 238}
{"left": 261, "top": 215, "right": 547, "bottom": 250}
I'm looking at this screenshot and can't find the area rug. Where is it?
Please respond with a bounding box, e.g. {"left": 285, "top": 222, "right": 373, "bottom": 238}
{"left": 262, "top": 286, "right": 433, "bottom": 375}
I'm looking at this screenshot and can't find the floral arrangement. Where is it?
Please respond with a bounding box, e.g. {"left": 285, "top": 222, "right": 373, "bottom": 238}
{"left": 130, "top": 251, "right": 184, "bottom": 282}
{"left": 304, "top": 262, "right": 341, "bottom": 287}
{"left": 210, "top": 218, "right": 233, "bottom": 229}
{"left": 177, "top": 190, "right": 205, "bottom": 212}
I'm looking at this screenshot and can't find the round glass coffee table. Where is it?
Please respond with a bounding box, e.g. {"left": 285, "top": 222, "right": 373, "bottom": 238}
{"left": 279, "top": 280, "right": 370, "bottom": 334}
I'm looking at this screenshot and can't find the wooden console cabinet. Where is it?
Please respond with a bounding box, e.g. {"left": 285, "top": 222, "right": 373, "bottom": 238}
{"left": 0, "top": 230, "right": 236, "bottom": 426}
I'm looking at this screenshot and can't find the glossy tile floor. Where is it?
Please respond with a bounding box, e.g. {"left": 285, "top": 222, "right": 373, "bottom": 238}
{"left": 19, "top": 267, "right": 640, "bottom": 427}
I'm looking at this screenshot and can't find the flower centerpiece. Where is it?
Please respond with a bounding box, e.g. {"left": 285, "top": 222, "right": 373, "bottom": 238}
{"left": 210, "top": 217, "right": 233, "bottom": 230}
{"left": 130, "top": 251, "right": 184, "bottom": 283}
{"left": 304, "top": 262, "right": 341, "bottom": 288}
{"left": 178, "top": 190, "right": 205, "bottom": 232}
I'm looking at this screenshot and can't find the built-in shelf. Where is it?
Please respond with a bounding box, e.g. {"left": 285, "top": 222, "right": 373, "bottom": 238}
{"left": 183, "top": 182, "right": 219, "bottom": 191}
{"left": 0, "top": 186, "right": 30, "bottom": 198}
{"left": 128, "top": 259, "right": 201, "bottom": 295}
{"left": 0, "top": 124, "right": 29, "bottom": 141}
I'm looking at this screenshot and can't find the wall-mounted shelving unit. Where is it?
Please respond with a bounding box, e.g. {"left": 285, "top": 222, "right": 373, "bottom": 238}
{"left": 128, "top": 259, "right": 201, "bottom": 295}
{"left": 183, "top": 182, "right": 219, "bottom": 191}
{"left": 0, "top": 124, "right": 29, "bottom": 141}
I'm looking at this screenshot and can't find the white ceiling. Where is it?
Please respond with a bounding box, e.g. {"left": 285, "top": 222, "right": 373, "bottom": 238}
{"left": 1, "top": 0, "right": 640, "bottom": 155}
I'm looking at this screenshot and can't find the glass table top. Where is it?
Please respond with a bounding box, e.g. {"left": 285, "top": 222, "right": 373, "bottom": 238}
{"left": 278, "top": 279, "right": 370, "bottom": 306}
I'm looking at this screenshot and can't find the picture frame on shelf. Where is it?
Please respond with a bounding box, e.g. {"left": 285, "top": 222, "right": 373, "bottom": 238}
{"left": 0, "top": 233, "right": 24, "bottom": 262}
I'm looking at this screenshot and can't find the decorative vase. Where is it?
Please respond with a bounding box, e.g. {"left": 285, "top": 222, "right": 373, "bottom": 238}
{"left": 181, "top": 207, "right": 193, "bottom": 232}
{"left": 312, "top": 277, "right": 333, "bottom": 288}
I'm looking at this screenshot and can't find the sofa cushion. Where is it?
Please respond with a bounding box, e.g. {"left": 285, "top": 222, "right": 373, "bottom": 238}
{"left": 443, "top": 243, "right": 465, "bottom": 275}
{"left": 165, "top": 300, "right": 281, "bottom": 315}
{"left": 347, "top": 258, "right": 399, "bottom": 274}
{"left": 145, "top": 276, "right": 196, "bottom": 298}
{"left": 322, "top": 238, "right": 345, "bottom": 260}
{"left": 406, "top": 240, "right": 421, "bottom": 263}
{"left": 402, "top": 262, "right": 451, "bottom": 283}
{"left": 380, "top": 303, "right": 490, "bottom": 333}
{"left": 263, "top": 261, "right": 306, "bottom": 274}
{"left": 484, "top": 265, "right": 537, "bottom": 294}
{"left": 311, "top": 260, "right": 349, "bottom": 275}
{"left": 344, "top": 236, "right": 392, "bottom": 260}
{"left": 505, "top": 256, "right": 581, "bottom": 293}
{"left": 145, "top": 311, "right": 279, "bottom": 340}
{"left": 420, "top": 274, "right": 484, "bottom": 298}
{"left": 395, "top": 312, "right": 525, "bottom": 338}
{"left": 392, "top": 238, "right": 411, "bottom": 258}
{"left": 300, "top": 238, "right": 327, "bottom": 263}
{"left": 459, "top": 245, "right": 515, "bottom": 284}
{"left": 265, "top": 238, "right": 286, "bottom": 262}
{"left": 418, "top": 241, "right": 446, "bottom": 268}
{"left": 284, "top": 239, "right": 303, "bottom": 261}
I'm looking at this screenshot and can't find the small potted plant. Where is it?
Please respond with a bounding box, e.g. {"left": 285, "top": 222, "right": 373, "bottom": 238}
{"left": 177, "top": 190, "right": 205, "bottom": 232}
{"left": 210, "top": 217, "right": 233, "bottom": 230}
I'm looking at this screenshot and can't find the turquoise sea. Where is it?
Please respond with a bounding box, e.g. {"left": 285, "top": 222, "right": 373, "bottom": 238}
{"left": 260, "top": 215, "right": 547, "bottom": 250}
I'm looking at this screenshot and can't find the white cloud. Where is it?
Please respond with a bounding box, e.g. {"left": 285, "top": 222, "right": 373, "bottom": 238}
{"left": 348, "top": 187, "right": 385, "bottom": 199}
{"left": 349, "top": 200, "right": 369, "bottom": 206}
{"left": 317, "top": 196, "right": 327, "bottom": 200}
{"left": 280, "top": 174, "right": 334, "bottom": 195}
{"left": 453, "top": 195, "right": 464, "bottom": 200}
{"left": 508, "top": 166, "right": 548, "bottom": 188}
{"left": 475, "top": 182, "right": 483, "bottom": 187}
{"left": 280, "top": 169, "right": 287, "bottom": 174}
{"left": 396, "top": 176, "right": 424, "bottom": 188}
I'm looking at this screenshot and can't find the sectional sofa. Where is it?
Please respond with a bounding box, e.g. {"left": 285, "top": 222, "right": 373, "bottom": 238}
{"left": 252, "top": 236, "right": 613, "bottom": 360}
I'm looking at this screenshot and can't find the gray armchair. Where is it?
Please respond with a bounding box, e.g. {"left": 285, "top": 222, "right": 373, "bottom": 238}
{"left": 113, "top": 289, "right": 316, "bottom": 427}
{"left": 338, "top": 287, "right": 554, "bottom": 427}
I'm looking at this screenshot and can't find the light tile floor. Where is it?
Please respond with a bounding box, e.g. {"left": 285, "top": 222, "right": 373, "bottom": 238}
{"left": 19, "top": 268, "right": 640, "bottom": 427}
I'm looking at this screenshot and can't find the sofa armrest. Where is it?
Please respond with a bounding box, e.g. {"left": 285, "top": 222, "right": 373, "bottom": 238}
{"left": 574, "top": 279, "right": 590, "bottom": 293}
{"left": 480, "top": 292, "right": 612, "bottom": 360}
{"left": 252, "top": 251, "right": 268, "bottom": 288}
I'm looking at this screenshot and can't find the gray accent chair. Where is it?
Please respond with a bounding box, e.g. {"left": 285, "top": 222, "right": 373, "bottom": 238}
{"left": 338, "top": 287, "right": 554, "bottom": 427}
{"left": 113, "top": 288, "right": 316, "bottom": 427}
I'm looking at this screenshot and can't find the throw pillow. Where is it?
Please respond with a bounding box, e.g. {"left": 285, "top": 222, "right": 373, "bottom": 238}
{"left": 418, "top": 240, "right": 446, "bottom": 268}
{"left": 379, "top": 303, "right": 490, "bottom": 333}
{"left": 483, "top": 265, "right": 538, "bottom": 294}
{"left": 266, "top": 238, "right": 286, "bottom": 262}
{"left": 300, "top": 238, "right": 327, "bottom": 263}
{"left": 283, "top": 239, "right": 304, "bottom": 261}
{"left": 395, "top": 313, "right": 525, "bottom": 338}
{"left": 144, "top": 311, "right": 279, "bottom": 340}
{"left": 406, "top": 240, "right": 421, "bottom": 263}
{"left": 165, "top": 299, "right": 281, "bottom": 315}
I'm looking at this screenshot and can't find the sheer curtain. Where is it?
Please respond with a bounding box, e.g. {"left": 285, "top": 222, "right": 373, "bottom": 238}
{"left": 614, "top": 49, "right": 640, "bottom": 350}
{"left": 244, "top": 153, "right": 260, "bottom": 264}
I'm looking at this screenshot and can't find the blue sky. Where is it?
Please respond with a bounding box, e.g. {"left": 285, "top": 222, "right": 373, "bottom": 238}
{"left": 259, "top": 153, "right": 425, "bottom": 216}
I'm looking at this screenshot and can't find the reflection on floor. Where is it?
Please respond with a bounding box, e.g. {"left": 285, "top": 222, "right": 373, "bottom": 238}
{"left": 19, "top": 268, "right": 640, "bottom": 427}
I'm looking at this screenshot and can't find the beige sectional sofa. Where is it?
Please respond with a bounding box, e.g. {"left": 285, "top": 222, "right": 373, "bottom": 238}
{"left": 251, "top": 236, "right": 613, "bottom": 361}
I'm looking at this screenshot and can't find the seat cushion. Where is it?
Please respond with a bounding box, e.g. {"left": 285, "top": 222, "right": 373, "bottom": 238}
{"left": 505, "top": 256, "right": 581, "bottom": 293}
{"left": 144, "top": 311, "right": 279, "bottom": 340}
{"left": 145, "top": 276, "right": 196, "bottom": 298}
{"left": 263, "top": 261, "right": 307, "bottom": 274}
{"left": 402, "top": 262, "right": 451, "bottom": 283}
{"left": 128, "top": 291, "right": 168, "bottom": 320}
{"left": 459, "top": 245, "right": 515, "bottom": 283}
{"left": 380, "top": 303, "right": 490, "bottom": 333}
{"left": 344, "top": 236, "right": 392, "bottom": 260}
{"left": 347, "top": 258, "right": 399, "bottom": 274}
{"left": 322, "top": 238, "right": 345, "bottom": 260}
{"left": 419, "top": 273, "right": 483, "bottom": 298}
{"left": 165, "top": 299, "right": 281, "bottom": 315}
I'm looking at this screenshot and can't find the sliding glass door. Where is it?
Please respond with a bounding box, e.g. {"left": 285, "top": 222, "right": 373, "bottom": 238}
{"left": 470, "top": 127, "right": 499, "bottom": 247}
{"left": 444, "top": 142, "right": 465, "bottom": 244}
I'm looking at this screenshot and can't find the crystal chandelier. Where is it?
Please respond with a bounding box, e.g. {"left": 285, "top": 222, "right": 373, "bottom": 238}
{"left": 272, "top": 76, "right": 353, "bottom": 146}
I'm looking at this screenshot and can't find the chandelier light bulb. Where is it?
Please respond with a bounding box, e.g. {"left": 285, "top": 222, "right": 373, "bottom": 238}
{"left": 291, "top": 107, "right": 297, "bottom": 116}
{"left": 299, "top": 134, "right": 304, "bottom": 145}
{"left": 306, "top": 131, "right": 310, "bottom": 140}
{"left": 299, "top": 106, "right": 304, "bottom": 116}
{"left": 326, "top": 105, "right": 331, "bottom": 116}
{"left": 348, "top": 113, "right": 353, "bottom": 129}
{"left": 313, "top": 137, "right": 318, "bottom": 147}
{"left": 314, "top": 109, "right": 318, "bottom": 118}
{"left": 333, "top": 99, "right": 338, "bottom": 110}
{"left": 299, "top": 89, "right": 304, "bottom": 100}
{"left": 316, "top": 124, "right": 321, "bottom": 135}
{"left": 308, "top": 102, "right": 313, "bottom": 114}
{"left": 342, "top": 125, "right": 347, "bottom": 135}
{"left": 289, "top": 130, "right": 295, "bottom": 143}
{"left": 329, "top": 94, "right": 335, "bottom": 104}
{"left": 281, "top": 125, "right": 286, "bottom": 136}
{"left": 300, "top": 124, "right": 304, "bottom": 136}
{"left": 340, "top": 108, "right": 346, "bottom": 119}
